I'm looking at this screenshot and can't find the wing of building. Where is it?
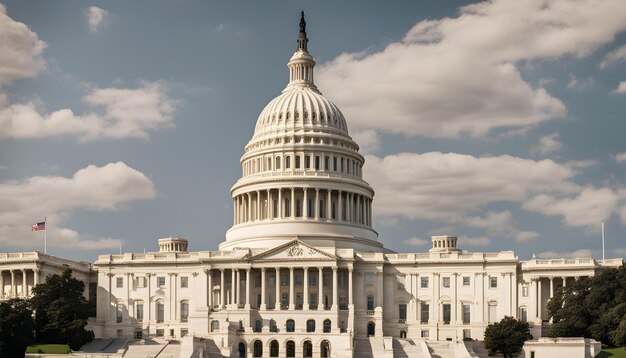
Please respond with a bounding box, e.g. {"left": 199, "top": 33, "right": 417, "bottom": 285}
{"left": 2, "top": 12, "right": 622, "bottom": 358}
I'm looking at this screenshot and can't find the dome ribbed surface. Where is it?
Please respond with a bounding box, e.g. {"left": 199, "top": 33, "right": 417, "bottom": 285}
{"left": 252, "top": 87, "right": 349, "bottom": 140}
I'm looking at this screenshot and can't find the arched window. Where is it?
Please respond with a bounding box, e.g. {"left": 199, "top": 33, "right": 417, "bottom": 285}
{"left": 306, "top": 319, "right": 315, "bottom": 332}
{"left": 238, "top": 342, "right": 246, "bottom": 357}
{"left": 400, "top": 330, "right": 407, "bottom": 338}
{"left": 367, "top": 322, "right": 375, "bottom": 337}
{"left": 269, "top": 319, "right": 277, "bottom": 332}
{"left": 286, "top": 319, "right": 295, "bottom": 332}
{"left": 276, "top": 157, "right": 281, "bottom": 170}
{"left": 269, "top": 340, "right": 279, "bottom": 357}
{"left": 367, "top": 294, "right": 375, "bottom": 310}
{"left": 303, "top": 340, "right": 313, "bottom": 357}
{"left": 254, "top": 319, "right": 262, "bottom": 332}
{"left": 286, "top": 341, "right": 295, "bottom": 357}
{"left": 253, "top": 340, "right": 263, "bottom": 357}
{"left": 285, "top": 156, "right": 291, "bottom": 169}
{"left": 180, "top": 300, "right": 189, "bottom": 322}
{"left": 210, "top": 320, "right": 219, "bottom": 332}
{"left": 323, "top": 319, "right": 331, "bottom": 333}
{"left": 295, "top": 155, "right": 301, "bottom": 169}
{"left": 320, "top": 340, "right": 330, "bottom": 358}
{"left": 156, "top": 300, "right": 164, "bottom": 323}
{"left": 116, "top": 301, "right": 124, "bottom": 323}
{"left": 267, "top": 158, "right": 272, "bottom": 171}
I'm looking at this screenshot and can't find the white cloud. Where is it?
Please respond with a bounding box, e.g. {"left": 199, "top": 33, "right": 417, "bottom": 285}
{"left": 402, "top": 237, "right": 429, "bottom": 247}
{"left": 460, "top": 236, "right": 491, "bottom": 247}
{"left": 613, "top": 247, "right": 626, "bottom": 256}
{"left": 317, "top": 0, "right": 626, "bottom": 139}
{"left": 599, "top": 44, "right": 626, "bottom": 69}
{"left": 365, "top": 152, "right": 626, "bottom": 231}
{"left": 0, "top": 4, "right": 46, "bottom": 85}
{"left": 0, "top": 162, "right": 155, "bottom": 250}
{"left": 87, "top": 6, "right": 108, "bottom": 33}
{"left": 523, "top": 187, "right": 620, "bottom": 228}
{"left": 537, "top": 249, "right": 595, "bottom": 259}
{"left": 614, "top": 81, "right": 626, "bottom": 94}
{"left": 566, "top": 75, "right": 594, "bottom": 91}
{"left": 351, "top": 129, "right": 380, "bottom": 154}
{"left": 0, "top": 81, "right": 176, "bottom": 141}
{"left": 614, "top": 153, "right": 626, "bottom": 163}
{"left": 530, "top": 133, "right": 562, "bottom": 156}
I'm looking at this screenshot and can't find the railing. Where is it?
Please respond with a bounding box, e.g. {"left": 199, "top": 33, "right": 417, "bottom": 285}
{"left": 365, "top": 310, "right": 375, "bottom": 315}
{"left": 398, "top": 319, "right": 406, "bottom": 324}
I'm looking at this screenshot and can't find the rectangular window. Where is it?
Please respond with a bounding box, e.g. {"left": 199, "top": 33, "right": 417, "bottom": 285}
{"left": 520, "top": 307, "right": 528, "bottom": 322}
{"left": 295, "top": 272, "right": 303, "bottom": 286}
{"left": 463, "top": 276, "right": 470, "bottom": 286}
{"left": 285, "top": 156, "right": 291, "bottom": 169}
{"left": 323, "top": 273, "right": 330, "bottom": 287}
{"left": 315, "top": 156, "right": 320, "bottom": 170}
{"left": 333, "top": 157, "right": 337, "bottom": 171}
{"left": 181, "top": 329, "right": 188, "bottom": 337}
{"left": 310, "top": 293, "right": 317, "bottom": 306}
{"left": 116, "top": 277, "right": 123, "bottom": 288}
{"left": 347, "top": 159, "right": 351, "bottom": 174}
{"left": 255, "top": 272, "right": 262, "bottom": 287}
{"left": 421, "top": 277, "right": 429, "bottom": 288}
{"left": 276, "top": 157, "right": 281, "bottom": 169}
{"left": 443, "top": 303, "right": 451, "bottom": 324}
{"left": 522, "top": 286, "right": 529, "bottom": 297}
{"left": 463, "top": 304, "right": 471, "bottom": 324}
{"left": 365, "top": 273, "right": 374, "bottom": 286}
{"left": 136, "top": 277, "right": 146, "bottom": 288}
{"left": 307, "top": 199, "right": 313, "bottom": 218}
{"left": 367, "top": 295, "right": 375, "bottom": 310}
{"left": 295, "top": 155, "right": 301, "bottom": 169}
{"left": 305, "top": 155, "right": 311, "bottom": 169}
{"left": 180, "top": 302, "right": 189, "bottom": 323}
{"left": 488, "top": 303, "right": 497, "bottom": 323}
{"left": 341, "top": 158, "right": 345, "bottom": 172}
{"left": 421, "top": 330, "right": 429, "bottom": 338}
{"left": 319, "top": 199, "right": 325, "bottom": 218}
{"left": 296, "top": 199, "right": 302, "bottom": 217}
{"left": 281, "top": 293, "right": 289, "bottom": 309}
{"left": 116, "top": 304, "right": 123, "bottom": 323}
{"left": 331, "top": 202, "right": 336, "bottom": 219}
{"left": 180, "top": 276, "right": 188, "bottom": 288}
{"left": 490, "top": 277, "right": 498, "bottom": 288}
{"left": 136, "top": 303, "right": 144, "bottom": 322}
{"left": 421, "top": 303, "right": 429, "bottom": 324}
{"left": 157, "top": 303, "right": 164, "bottom": 323}
{"left": 157, "top": 277, "right": 165, "bottom": 287}
{"left": 281, "top": 272, "right": 289, "bottom": 286}
{"left": 309, "top": 272, "right": 317, "bottom": 286}
{"left": 324, "top": 156, "right": 329, "bottom": 170}
{"left": 156, "top": 329, "right": 164, "bottom": 337}
{"left": 443, "top": 277, "right": 450, "bottom": 288}
{"left": 399, "top": 304, "right": 407, "bottom": 320}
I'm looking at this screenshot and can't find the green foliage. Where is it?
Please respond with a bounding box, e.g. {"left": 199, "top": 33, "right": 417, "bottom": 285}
{"left": 484, "top": 316, "right": 532, "bottom": 358}
{"left": 25, "top": 344, "right": 71, "bottom": 354}
{"left": 0, "top": 298, "right": 36, "bottom": 358}
{"left": 30, "top": 268, "right": 94, "bottom": 350}
{"left": 548, "top": 264, "right": 626, "bottom": 349}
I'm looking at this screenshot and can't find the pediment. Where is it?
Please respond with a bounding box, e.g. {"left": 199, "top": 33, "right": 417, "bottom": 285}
{"left": 251, "top": 239, "right": 337, "bottom": 262}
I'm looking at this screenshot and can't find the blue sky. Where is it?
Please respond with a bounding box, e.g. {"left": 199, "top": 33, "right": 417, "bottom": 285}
{"left": 1, "top": 0, "right": 625, "bottom": 262}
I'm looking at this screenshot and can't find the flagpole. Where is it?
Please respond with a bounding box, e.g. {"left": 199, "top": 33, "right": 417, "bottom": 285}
{"left": 44, "top": 216, "right": 47, "bottom": 254}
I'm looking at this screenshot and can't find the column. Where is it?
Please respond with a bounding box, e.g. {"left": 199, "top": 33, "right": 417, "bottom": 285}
{"left": 0, "top": 271, "right": 4, "bottom": 297}
{"left": 347, "top": 193, "right": 352, "bottom": 222}
{"left": 338, "top": 191, "right": 343, "bottom": 221}
{"left": 327, "top": 190, "right": 332, "bottom": 220}
{"left": 10, "top": 270, "right": 15, "bottom": 297}
{"left": 289, "top": 267, "right": 295, "bottom": 310}
{"left": 207, "top": 269, "right": 213, "bottom": 308}
{"left": 260, "top": 268, "right": 267, "bottom": 310}
{"left": 245, "top": 269, "right": 251, "bottom": 309}
{"left": 256, "top": 190, "right": 261, "bottom": 221}
{"left": 276, "top": 268, "right": 281, "bottom": 309}
{"left": 537, "top": 278, "right": 542, "bottom": 322}
{"left": 278, "top": 189, "right": 283, "bottom": 219}
{"left": 318, "top": 267, "right": 324, "bottom": 309}
{"left": 303, "top": 268, "right": 309, "bottom": 309}
{"left": 233, "top": 198, "right": 237, "bottom": 225}
{"left": 530, "top": 278, "right": 537, "bottom": 322}
{"left": 376, "top": 269, "right": 383, "bottom": 309}
{"left": 453, "top": 273, "right": 458, "bottom": 323}
{"left": 562, "top": 276, "right": 567, "bottom": 288}
{"left": 147, "top": 274, "right": 152, "bottom": 321}
{"left": 21, "top": 269, "right": 27, "bottom": 296}
{"left": 348, "top": 268, "right": 353, "bottom": 306}
{"left": 303, "top": 188, "right": 308, "bottom": 218}
{"left": 433, "top": 273, "right": 440, "bottom": 323}
{"left": 549, "top": 277, "right": 554, "bottom": 298}
{"left": 332, "top": 267, "right": 338, "bottom": 310}
{"left": 314, "top": 189, "right": 320, "bottom": 219}
{"left": 235, "top": 269, "right": 240, "bottom": 307}
{"left": 267, "top": 189, "right": 272, "bottom": 219}
{"left": 220, "top": 269, "right": 225, "bottom": 308}
{"left": 510, "top": 273, "right": 515, "bottom": 317}
{"left": 290, "top": 188, "right": 295, "bottom": 218}
{"left": 356, "top": 194, "right": 361, "bottom": 224}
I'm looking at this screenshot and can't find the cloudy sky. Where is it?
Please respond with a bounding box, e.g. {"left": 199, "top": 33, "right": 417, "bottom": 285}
{"left": 1, "top": 0, "right": 626, "bottom": 262}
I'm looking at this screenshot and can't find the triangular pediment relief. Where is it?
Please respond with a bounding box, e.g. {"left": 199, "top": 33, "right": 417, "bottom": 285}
{"left": 251, "top": 239, "right": 337, "bottom": 261}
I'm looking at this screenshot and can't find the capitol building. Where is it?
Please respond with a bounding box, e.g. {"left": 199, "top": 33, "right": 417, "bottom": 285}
{"left": 2, "top": 14, "right": 622, "bottom": 358}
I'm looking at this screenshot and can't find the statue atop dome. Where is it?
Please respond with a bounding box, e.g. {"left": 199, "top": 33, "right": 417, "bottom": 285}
{"left": 297, "top": 11, "right": 308, "bottom": 52}
{"left": 299, "top": 11, "right": 306, "bottom": 35}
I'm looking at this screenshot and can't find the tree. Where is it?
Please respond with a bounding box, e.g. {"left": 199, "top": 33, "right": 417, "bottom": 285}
{"left": 0, "top": 298, "right": 35, "bottom": 358}
{"left": 484, "top": 316, "right": 532, "bottom": 358}
{"left": 30, "top": 268, "right": 94, "bottom": 350}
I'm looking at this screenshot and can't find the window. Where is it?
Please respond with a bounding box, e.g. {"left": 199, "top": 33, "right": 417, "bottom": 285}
{"left": 443, "top": 277, "right": 450, "bottom": 288}
{"left": 269, "top": 319, "right": 277, "bottom": 332}
{"left": 400, "top": 330, "right": 407, "bottom": 338}
{"left": 306, "top": 319, "right": 316, "bottom": 332}
{"left": 116, "top": 277, "right": 123, "bottom": 288}
{"left": 323, "top": 319, "right": 331, "bottom": 333}
{"left": 281, "top": 293, "right": 289, "bottom": 309}
{"left": 136, "top": 277, "right": 146, "bottom": 288}
{"left": 268, "top": 272, "right": 276, "bottom": 287}
{"left": 309, "top": 272, "right": 317, "bottom": 286}
{"left": 463, "top": 276, "right": 470, "bottom": 286}
{"left": 365, "top": 273, "right": 374, "bottom": 285}
{"left": 421, "top": 303, "right": 429, "bottom": 323}
{"left": 295, "top": 272, "right": 303, "bottom": 286}
{"left": 276, "top": 157, "right": 281, "bottom": 169}
{"left": 522, "top": 285, "right": 529, "bottom": 297}
{"left": 315, "top": 156, "right": 320, "bottom": 170}
{"left": 296, "top": 199, "right": 302, "bottom": 217}
{"left": 255, "top": 272, "right": 262, "bottom": 287}
{"left": 156, "top": 301, "right": 164, "bottom": 323}
{"left": 305, "top": 155, "right": 311, "bottom": 169}
{"left": 421, "top": 277, "right": 429, "bottom": 288}
{"left": 286, "top": 319, "right": 295, "bottom": 332}
{"left": 397, "top": 275, "right": 405, "bottom": 290}
{"left": 310, "top": 293, "right": 317, "bottom": 306}
{"left": 421, "top": 330, "right": 429, "bottom": 338}
{"left": 211, "top": 320, "right": 219, "bottom": 332}
{"left": 270, "top": 340, "right": 279, "bottom": 357}
{"left": 157, "top": 276, "right": 165, "bottom": 287}
{"left": 254, "top": 340, "right": 263, "bottom": 357}
{"left": 285, "top": 156, "right": 291, "bottom": 169}
{"left": 295, "top": 156, "right": 301, "bottom": 169}
{"left": 254, "top": 320, "right": 262, "bottom": 332}
{"left": 341, "top": 158, "right": 345, "bottom": 172}
{"left": 324, "top": 156, "right": 329, "bottom": 170}
{"left": 490, "top": 276, "right": 498, "bottom": 288}
{"left": 156, "top": 329, "right": 164, "bottom": 337}
{"left": 333, "top": 157, "right": 337, "bottom": 171}
{"left": 367, "top": 295, "right": 375, "bottom": 310}
{"left": 181, "top": 328, "right": 188, "bottom": 337}
{"left": 116, "top": 303, "right": 123, "bottom": 323}
{"left": 443, "top": 303, "right": 451, "bottom": 324}
{"left": 180, "top": 300, "right": 189, "bottom": 322}
{"left": 286, "top": 341, "right": 295, "bottom": 357}
{"left": 399, "top": 304, "right": 407, "bottom": 320}
{"left": 323, "top": 272, "right": 330, "bottom": 286}
{"left": 180, "top": 276, "right": 188, "bottom": 288}
{"left": 284, "top": 198, "right": 290, "bottom": 217}
{"left": 488, "top": 303, "right": 498, "bottom": 323}
{"left": 304, "top": 340, "right": 313, "bottom": 358}
{"left": 281, "top": 272, "right": 289, "bottom": 286}
{"left": 319, "top": 199, "right": 325, "bottom": 218}
{"left": 463, "top": 304, "right": 471, "bottom": 324}
{"left": 520, "top": 307, "right": 528, "bottom": 322}
{"left": 136, "top": 302, "right": 144, "bottom": 322}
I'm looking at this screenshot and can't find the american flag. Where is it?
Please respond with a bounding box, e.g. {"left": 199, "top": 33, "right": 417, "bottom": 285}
{"left": 31, "top": 221, "right": 46, "bottom": 231}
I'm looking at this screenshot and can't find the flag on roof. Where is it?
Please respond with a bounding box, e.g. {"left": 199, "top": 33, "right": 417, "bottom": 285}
{"left": 31, "top": 221, "right": 46, "bottom": 231}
